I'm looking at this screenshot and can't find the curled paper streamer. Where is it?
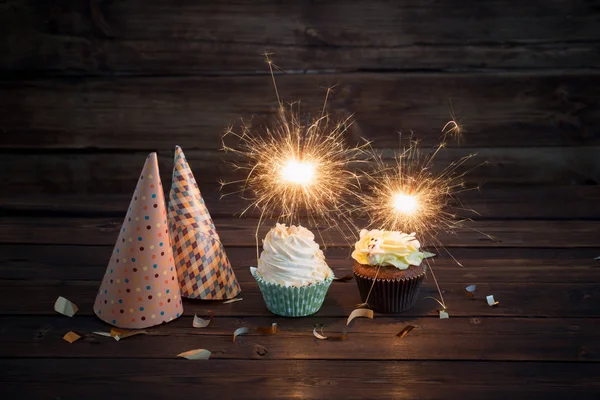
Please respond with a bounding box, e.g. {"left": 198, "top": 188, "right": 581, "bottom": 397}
{"left": 63, "top": 331, "right": 81, "bottom": 343}
{"left": 54, "top": 296, "right": 78, "bottom": 317}
{"left": 333, "top": 274, "right": 353, "bottom": 282}
{"left": 256, "top": 323, "right": 278, "bottom": 335}
{"left": 177, "top": 349, "right": 211, "bottom": 360}
{"left": 396, "top": 325, "right": 416, "bottom": 338}
{"left": 486, "top": 295, "right": 499, "bottom": 306}
{"left": 233, "top": 327, "right": 249, "bottom": 342}
{"left": 347, "top": 308, "right": 374, "bottom": 326}
{"left": 193, "top": 311, "right": 213, "bottom": 328}
{"left": 313, "top": 326, "right": 328, "bottom": 340}
{"left": 439, "top": 310, "right": 449, "bottom": 319}
{"left": 110, "top": 328, "right": 148, "bottom": 341}
{"left": 223, "top": 298, "right": 243, "bottom": 304}
{"left": 313, "top": 325, "right": 348, "bottom": 341}
{"left": 423, "top": 251, "right": 436, "bottom": 258}
{"left": 465, "top": 284, "right": 477, "bottom": 299}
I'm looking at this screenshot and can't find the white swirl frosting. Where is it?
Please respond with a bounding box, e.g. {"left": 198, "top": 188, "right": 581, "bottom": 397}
{"left": 257, "top": 223, "right": 332, "bottom": 287}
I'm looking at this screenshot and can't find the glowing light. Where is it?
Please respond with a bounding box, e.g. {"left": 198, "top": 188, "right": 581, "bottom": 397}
{"left": 392, "top": 192, "right": 418, "bottom": 214}
{"left": 280, "top": 159, "right": 316, "bottom": 185}
{"left": 220, "top": 54, "right": 370, "bottom": 238}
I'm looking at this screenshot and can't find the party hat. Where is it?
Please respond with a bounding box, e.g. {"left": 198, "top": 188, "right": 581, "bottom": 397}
{"left": 94, "top": 153, "right": 183, "bottom": 329}
{"left": 168, "top": 146, "right": 241, "bottom": 299}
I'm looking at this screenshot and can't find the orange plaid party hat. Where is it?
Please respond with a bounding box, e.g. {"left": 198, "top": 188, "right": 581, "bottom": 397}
{"left": 168, "top": 146, "right": 241, "bottom": 299}
{"left": 94, "top": 153, "right": 183, "bottom": 329}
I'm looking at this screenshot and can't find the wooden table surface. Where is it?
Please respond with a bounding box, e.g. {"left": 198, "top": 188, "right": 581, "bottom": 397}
{"left": 2, "top": 1, "right": 600, "bottom": 398}
{"left": 1, "top": 185, "right": 599, "bottom": 399}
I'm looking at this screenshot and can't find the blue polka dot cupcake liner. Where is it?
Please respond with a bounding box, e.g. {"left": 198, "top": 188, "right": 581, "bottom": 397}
{"left": 250, "top": 267, "right": 333, "bottom": 317}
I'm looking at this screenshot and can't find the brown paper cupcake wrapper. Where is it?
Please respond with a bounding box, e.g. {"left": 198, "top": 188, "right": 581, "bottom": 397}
{"left": 354, "top": 268, "right": 426, "bottom": 314}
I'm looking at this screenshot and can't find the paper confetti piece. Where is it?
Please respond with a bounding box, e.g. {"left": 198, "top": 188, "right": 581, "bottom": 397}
{"left": 486, "top": 295, "right": 499, "bottom": 306}
{"left": 594, "top": 256, "right": 600, "bottom": 260}
{"left": 193, "top": 311, "right": 213, "bottom": 328}
{"left": 256, "top": 323, "right": 278, "bottom": 335}
{"left": 54, "top": 296, "right": 78, "bottom": 317}
{"left": 223, "top": 298, "right": 243, "bottom": 304}
{"left": 177, "top": 349, "right": 211, "bottom": 360}
{"left": 465, "top": 284, "right": 477, "bottom": 299}
{"left": 423, "top": 251, "right": 436, "bottom": 258}
{"left": 333, "top": 274, "right": 353, "bottom": 282}
{"left": 92, "top": 331, "right": 112, "bottom": 337}
{"left": 254, "top": 344, "right": 268, "bottom": 356}
{"left": 110, "top": 328, "right": 148, "bottom": 341}
{"left": 396, "top": 325, "right": 416, "bottom": 338}
{"left": 347, "top": 308, "right": 374, "bottom": 326}
{"left": 233, "top": 327, "right": 249, "bottom": 342}
{"left": 313, "top": 326, "right": 328, "bottom": 340}
{"left": 439, "top": 310, "right": 449, "bottom": 319}
{"left": 313, "top": 325, "right": 348, "bottom": 341}
{"left": 63, "top": 331, "right": 81, "bottom": 343}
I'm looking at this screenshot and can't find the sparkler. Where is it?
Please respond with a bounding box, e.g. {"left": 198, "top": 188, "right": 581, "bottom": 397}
{"left": 221, "top": 55, "right": 370, "bottom": 251}
{"left": 357, "top": 126, "right": 487, "bottom": 310}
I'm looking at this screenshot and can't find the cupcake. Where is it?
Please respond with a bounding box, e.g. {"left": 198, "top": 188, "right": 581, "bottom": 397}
{"left": 250, "top": 223, "right": 334, "bottom": 317}
{"left": 352, "top": 229, "right": 426, "bottom": 313}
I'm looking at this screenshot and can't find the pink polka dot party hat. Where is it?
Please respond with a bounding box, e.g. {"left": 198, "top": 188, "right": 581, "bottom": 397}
{"left": 94, "top": 153, "right": 183, "bottom": 329}
{"left": 168, "top": 146, "right": 241, "bottom": 300}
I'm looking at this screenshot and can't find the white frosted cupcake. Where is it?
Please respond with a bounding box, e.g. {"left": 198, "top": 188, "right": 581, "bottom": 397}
{"left": 251, "top": 223, "right": 334, "bottom": 317}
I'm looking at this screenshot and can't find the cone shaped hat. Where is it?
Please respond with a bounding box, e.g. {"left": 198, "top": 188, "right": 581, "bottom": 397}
{"left": 168, "top": 146, "right": 241, "bottom": 299}
{"left": 94, "top": 153, "right": 183, "bottom": 329}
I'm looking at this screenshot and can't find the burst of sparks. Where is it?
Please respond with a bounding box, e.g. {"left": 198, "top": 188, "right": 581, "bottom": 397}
{"left": 221, "top": 55, "right": 370, "bottom": 242}
{"left": 360, "top": 138, "right": 478, "bottom": 242}
{"left": 357, "top": 133, "right": 485, "bottom": 309}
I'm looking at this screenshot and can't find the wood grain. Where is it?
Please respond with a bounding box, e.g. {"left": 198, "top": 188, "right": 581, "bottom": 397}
{"left": 2, "top": 186, "right": 600, "bottom": 219}
{"left": 1, "top": 315, "right": 598, "bottom": 362}
{"left": 1, "top": 216, "right": 598, "bottom": 247}
{"left": 1, "top": 72, "right": 599, "bottom": 151}
{"left": 2, "top": 0, "right": 600, "bottom": 74}
{"left": 3, "top": 359, "right": 599, "bottom": 400}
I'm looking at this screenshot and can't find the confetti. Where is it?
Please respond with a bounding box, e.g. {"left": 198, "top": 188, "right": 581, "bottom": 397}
{"left": 313, "top": 325, "right": 348, "bottom": 341}
{"left": 256, "top": 323, "right": 278, "bottom": 335}
{"left": 177, "top": 349, "right": 211, "bottom": 360}
{"left": 254, "top": 344, "right": 268, "bottom": 356}
{"left": 594, "top": 256, "right": 600, "bottom": 261}
{"left": 486, "top": 295, "right": 499, "bottom": 306}
{"left": 347, "top": 308, "right": 374, "bottom": 326}
{"left": 312, "top": 326, "right": 328, "bottom": 340}
{"left": 63, "top": 331, "right": 81, "bottom": 343}
{"left": 233, "top": 327, "right": 249, "bottom": 342}
{"left": 110, "top": 328, "right": 148, "bottom": 341}
{"left": 333, "top": 274, "right": 354, "bottom": 282}
{"left": 223, "top": 298, "right": 243, "bottom": 304}
{"left": 465, "top": 284, "right": 477, "bottom": 299}
{"left": 396, "top": 325, "right": 416, "bottom": 338}
{"left": 54, "top": 296, "right": 78, "bottom": 317}
{"left": 423, "top": 252, "right": 436, "bottom": 258}
{"left": 193, "top": 311, "right": 213, "bottom": 328}
{"left": 439, "top": 310, "right": 450, "bottom": 319}
{"left": 92, "top": 331, "right": 112, "bottom": 337}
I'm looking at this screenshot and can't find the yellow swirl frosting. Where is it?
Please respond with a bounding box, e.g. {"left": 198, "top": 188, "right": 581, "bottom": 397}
{"left": 351, "top": 229, "right": 424, "bottom": 270}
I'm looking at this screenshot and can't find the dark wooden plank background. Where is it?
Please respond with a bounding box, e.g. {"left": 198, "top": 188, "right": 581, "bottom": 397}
{"left": 1, "top": 1, "right": 600, "bottom": 399}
